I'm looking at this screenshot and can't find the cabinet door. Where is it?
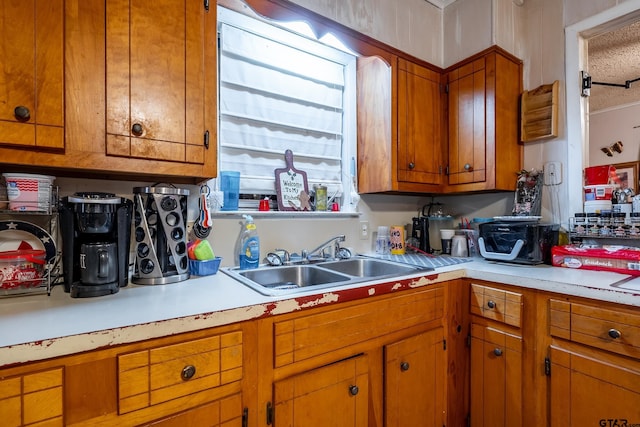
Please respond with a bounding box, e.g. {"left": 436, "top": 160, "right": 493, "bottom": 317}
{"left": 470, "top": 323, "right": 523, "bottom": 427}
{"left": 397, "top": 59, "right": 444, "bottom": 186}
{"left": 447, "top": 57, "right": 486, "bottom": 186}
{"left": 273, "top": 355, "right": 369, "bottom": 427}
{"left": 0, "top": 0, "right": 64, "bottom": 150}
{"left": 447, "top": 48, "right": 522, "bottom": 192}
{"left": 106, "top": 0, "right": 215, "bottom": 169}
{"left": 385, "top": 328, "right": 445, "bottom": 427}
{"left": 549, "top": 346, "right": 640, "bottom": 426}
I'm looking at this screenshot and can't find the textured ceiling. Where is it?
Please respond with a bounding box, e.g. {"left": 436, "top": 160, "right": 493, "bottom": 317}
{"left": 588, "top": 20, "right": 640, "bottom": 112}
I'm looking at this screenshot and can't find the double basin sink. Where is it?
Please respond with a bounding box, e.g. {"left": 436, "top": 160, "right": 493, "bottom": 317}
{"left": 223, "top": 256, "right": 433, "bottom": 296}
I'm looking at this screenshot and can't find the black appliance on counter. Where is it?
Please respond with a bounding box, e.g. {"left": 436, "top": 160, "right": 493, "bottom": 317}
{"left": 59, "top": 192, "right": 132, "bottom": 298}
{"left": 478, "top": 221, "right": 559, "bottom": 265}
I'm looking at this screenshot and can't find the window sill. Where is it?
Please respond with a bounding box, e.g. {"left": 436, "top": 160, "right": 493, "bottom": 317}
{"left": 211, "top": 210, "right": 361, "bottom": 219}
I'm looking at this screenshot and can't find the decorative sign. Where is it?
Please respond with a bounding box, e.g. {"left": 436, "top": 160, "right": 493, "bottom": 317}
{"left": 275, "top": 150, "right": 309, "bottom": 211}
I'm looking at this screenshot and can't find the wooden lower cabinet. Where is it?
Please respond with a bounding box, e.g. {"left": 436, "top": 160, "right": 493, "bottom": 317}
{"left": 0, "top": 323, "right": 252, "bottom": 427}
{"left": 549, "top": 346, "right": 640, "bottom": 426}
{"left": 273, "top": 355, "right": 369, "bottom": 427}
{"left": 385, "top": 328, "right": 446, "bottom": 427}
{"left": 263, "top": 285, "right": 448, "bottom": 426}
{"left": 547, "top": 297, "right": 640, "bottom": 426}
{"left": 470, "top": 323, "right": 523, "bottom": 427}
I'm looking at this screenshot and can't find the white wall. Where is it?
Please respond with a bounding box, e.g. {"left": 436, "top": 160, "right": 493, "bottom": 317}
{"left": 287, "top": 0, "right": 444, "bottom": 66}
{"left": 590, "top": 102, "right": 640, "bottom": 166}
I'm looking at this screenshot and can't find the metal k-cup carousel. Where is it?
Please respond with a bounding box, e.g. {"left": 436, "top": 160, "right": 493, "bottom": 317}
{"left": 132, "top": 185, "right": 190, "bottom": 285}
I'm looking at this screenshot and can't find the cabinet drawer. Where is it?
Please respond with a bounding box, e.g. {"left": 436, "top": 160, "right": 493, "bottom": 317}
{"left": 470, "top": 283, "right": 522, "bottom": 327}
{"left": 274, "top": 287, "right": 444, "bottom": 368}
{"left": 550, "top": 299, "right": 640, "bottom": 359}
{"left": 118, "top": 332, "right": 243, "bottom": 415}
{"left": 0, "top": 367, "right": 64, "bottom": 426}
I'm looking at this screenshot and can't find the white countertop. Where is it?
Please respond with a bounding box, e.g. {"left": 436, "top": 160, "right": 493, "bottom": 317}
{"left": 1, "top": 258, "right": 639, "bottom": 367}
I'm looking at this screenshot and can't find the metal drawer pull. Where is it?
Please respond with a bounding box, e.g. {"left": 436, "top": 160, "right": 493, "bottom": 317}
{"left": 487, "top": 300, "right": 496, "bottom": 309}
{"left": 349, "top": 385, "right": 359, "bottom": 396}
{"left": 181, "top": 365, "right": 196, "bottom": 380}
{"left": 400, "top": 361, "right": 410, "bottom": 371}
{"left": 493, "top": 348, "right": 503, "bottom": 356}
{"left": 132, "top": 123, "right": 144, "bottom": 136}
{"left": 14, "top": 105, "right": 30, "bottom": 121}
{"left": 608, "top": 328, "right": 622, "bottom": 339}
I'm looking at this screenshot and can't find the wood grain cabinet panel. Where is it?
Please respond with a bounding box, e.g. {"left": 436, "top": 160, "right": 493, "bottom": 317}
{"left": 273, "top": 354, "right": 369, "bottom": 427}
{"left": 106, "top": 0, "right": 216, "bottom": 172}
{"left": 384, "top": 328, "right": 446, "bottom": 427}
{"left": 446, "top": 47, "right": 522, "bottom": 192}
{"left": 118, "top": 332, "right": 243, "bottom": 415}
{"left": 0, "top": 0, "right": 64, "bottom": 151}
{"left": 273, "top": 287, "right": 444, "bottom": 368}
{"left": 0, "top": 367, "right": 64, "bottom": 426}
{"left": 470, "top": 324, "right": 523, "bottom": 427}
{"left": 470, "top": 283, "right": 523, "bottom": 328}
{"left": 357, "top": 55, "right": 446, "bottom": 194}
{"left": 549, "top": 346, "right": 640, "bottom": 426}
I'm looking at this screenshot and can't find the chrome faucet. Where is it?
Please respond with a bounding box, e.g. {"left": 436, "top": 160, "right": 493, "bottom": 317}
{"left": 303, "top": 235, "right": 349, "bottom": 261}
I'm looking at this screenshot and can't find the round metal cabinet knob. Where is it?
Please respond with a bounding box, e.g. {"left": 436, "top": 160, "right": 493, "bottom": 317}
{"left": 349, "top": 385, "right": 359, "bottom": 396}
{"left": 408, "top": 162, "right": 415, "bottom": 170}
{"left": 464, "top": 163, "right": 472, "bottom": 171}
{"left": 487, "top": 300, "right": 496, "bottom": 309}
{"left": 132, "top": 123, "right": 144, "bottom": 136}
{"left": 608, "top": 328, "right": 622, "bottom": 339}
{"left": 14, "top": 106, "right": 30, "bottom": 121}
{"left": 493, "top": 348, "right": 503, "bottom": 357}
{"left": 181, "top": 365, "right": 196, "bottom": 380}
{"left": 400, "top": 361, "right": 410, "bottom": 371}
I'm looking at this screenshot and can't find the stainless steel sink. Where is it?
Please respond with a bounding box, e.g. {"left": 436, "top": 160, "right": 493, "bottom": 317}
{"left": 236, "top": 265, "right": 351, "bottom": 291}
{"left": 223, "top": 256, "right": 433, "bottom": 296}
{"left": 317, "top": 258, "right": 421, "bottom": 277}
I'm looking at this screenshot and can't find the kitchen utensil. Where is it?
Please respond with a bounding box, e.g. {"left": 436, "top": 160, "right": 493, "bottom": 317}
{"left": 193, "top": 185, "right": 212, "bottom": 238}
{"left": 132, "top": 185, "right": 190, "bottom": 285}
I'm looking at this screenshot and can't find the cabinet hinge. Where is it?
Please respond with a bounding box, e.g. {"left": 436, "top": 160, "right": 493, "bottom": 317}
{"left": 445, "top": 165, "right": 450, "bottom": 176}
{"left": 204, "top": 0, "right": 209, "bottom": 11}
{"left": 204, "top": 130, "right": 210, "bottom": 149}
{"left": 438, "top": 165, "right": 443, "bottom": 175}
{"left": 242, "top": 407, "right": 248, "bottom": 427}
{"left": 443, "top": 339, "right": 447, "bottom": 350}
{"left": 444, "top": 83, "right": 449, "bottom": 94}
{"left": 544, "top": 357, "right": 551, "bottom": 376}
{"left": 466, "top": 334, "right": 471, "bottom": 347}
{"left": 266, "top": 401, "right": 274, "bottom": 425}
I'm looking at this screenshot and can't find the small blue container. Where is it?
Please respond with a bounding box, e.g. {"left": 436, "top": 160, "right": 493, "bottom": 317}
{"left": 189, "top": 257, "right": 222, "bottom": 276}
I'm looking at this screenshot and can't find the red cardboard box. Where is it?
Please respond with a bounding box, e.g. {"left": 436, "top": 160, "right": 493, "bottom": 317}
{"left": 552, "top": 244, "right": 640, "bottom": 275}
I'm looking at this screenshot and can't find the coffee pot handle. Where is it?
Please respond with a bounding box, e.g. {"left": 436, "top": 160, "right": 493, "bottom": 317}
{"left": 98, "top": 250, "right": 109, "bottom": 278}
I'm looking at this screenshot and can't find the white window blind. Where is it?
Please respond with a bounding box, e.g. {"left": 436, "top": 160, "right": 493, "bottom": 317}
{"left": 217, "top": 6, "right": 357, "bottom": 201}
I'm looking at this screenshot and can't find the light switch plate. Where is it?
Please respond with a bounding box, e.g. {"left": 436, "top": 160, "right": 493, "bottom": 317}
{"left": 544, "top": 161, "right": 562, "bottom": 185}
{"left": 360, "top": 221, "right": 369, "bottom": 240}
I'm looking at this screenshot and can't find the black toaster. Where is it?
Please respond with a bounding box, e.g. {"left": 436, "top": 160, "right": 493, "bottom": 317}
{"left": 478, "top": 221, "right": 560, "bottom": 265}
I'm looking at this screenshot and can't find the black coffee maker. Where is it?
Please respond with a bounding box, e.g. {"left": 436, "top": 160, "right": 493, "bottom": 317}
{"left": 59, "top": 192, "right": 133, "bottom": 298}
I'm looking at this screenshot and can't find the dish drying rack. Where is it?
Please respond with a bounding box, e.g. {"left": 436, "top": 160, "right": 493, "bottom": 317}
{"left": 0, "top": 186, "right": 62, "bottom": 297}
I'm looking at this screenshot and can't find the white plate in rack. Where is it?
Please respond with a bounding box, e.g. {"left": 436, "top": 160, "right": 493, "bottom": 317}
{"left": 493, "top": 216, "right": 542, "bottom": 222}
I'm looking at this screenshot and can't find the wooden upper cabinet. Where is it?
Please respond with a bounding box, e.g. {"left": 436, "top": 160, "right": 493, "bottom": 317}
{"left": 397, "top": 59, "right": 445, "bottom": 187}
{"left": 106, "top": 0, "right": 216, "bottom": 172}
{"left": 446, "top": 47, "right": 522, "bottom": 192}
{"left": 0, "top": 0, "right": 64, "bottom": 150}
{"left": 357, "top": 55, "right": 446, "bottom": 194}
